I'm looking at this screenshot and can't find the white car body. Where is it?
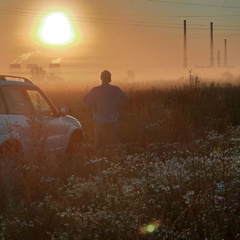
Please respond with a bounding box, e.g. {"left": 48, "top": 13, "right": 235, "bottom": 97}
{"left": 0, "top": 75, "right": 83, "bottom": 158}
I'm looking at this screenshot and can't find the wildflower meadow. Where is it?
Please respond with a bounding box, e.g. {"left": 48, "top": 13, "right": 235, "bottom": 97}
{"left": 0, "top": 74, "right": 240, "bottom": 239}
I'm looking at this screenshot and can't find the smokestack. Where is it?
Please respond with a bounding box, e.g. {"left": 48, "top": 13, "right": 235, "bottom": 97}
{"left": 217, "top": 49, "right": 220, "bottom": 68}
{"left": 183, "top": 20, "right": 187, "bottom": 68}
{"left": 224, "top": 39, "right": 228, "bottom": 67}
{"left": 210, "top": 22, "right": 214, "bottom": 67}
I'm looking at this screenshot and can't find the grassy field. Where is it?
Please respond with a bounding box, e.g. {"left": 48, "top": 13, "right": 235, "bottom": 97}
{"left": 0, "top": 75, "right": 240, "bottom": 239}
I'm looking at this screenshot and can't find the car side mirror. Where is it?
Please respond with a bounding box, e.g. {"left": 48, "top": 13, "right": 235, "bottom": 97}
{"left": 58, "top": 105, "right": 68, "bottom": 115}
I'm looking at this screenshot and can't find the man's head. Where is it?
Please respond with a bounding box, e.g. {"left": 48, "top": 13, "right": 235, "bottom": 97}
{"left": 100, "top": 70, "right": 111, "bottom": 83}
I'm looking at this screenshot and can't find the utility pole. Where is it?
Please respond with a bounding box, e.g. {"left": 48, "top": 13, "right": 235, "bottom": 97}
{"left": 210, "top": 22, "right": 214, "bottom": 68}
{"left": 183, "top": 20, "right": 187, "bottom": 68}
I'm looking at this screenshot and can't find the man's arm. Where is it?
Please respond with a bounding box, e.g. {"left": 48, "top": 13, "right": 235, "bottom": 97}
{"left": 82, "top": 89, "right": 96, "bottom": 111}
{"left": 120, "top": 89, "right": 130, "bottom": 102}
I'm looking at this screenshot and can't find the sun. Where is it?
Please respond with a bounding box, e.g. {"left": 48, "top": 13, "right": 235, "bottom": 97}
{"left": 36, "top": 11, "right": 78, "bottom": 46}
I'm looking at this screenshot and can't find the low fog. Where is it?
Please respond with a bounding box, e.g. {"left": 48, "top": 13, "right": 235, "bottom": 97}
{"left": 1, "top": 63, "right": 240, "bottom": 92}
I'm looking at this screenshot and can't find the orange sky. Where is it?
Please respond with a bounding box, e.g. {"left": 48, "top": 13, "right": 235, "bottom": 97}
{"left": 1, "top": 0, "right": 240, "bottom": 80}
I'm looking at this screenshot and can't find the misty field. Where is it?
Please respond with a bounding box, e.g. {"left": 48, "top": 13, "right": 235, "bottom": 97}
{"left": 0, "top": 75, "right": 240, "bottom": 239}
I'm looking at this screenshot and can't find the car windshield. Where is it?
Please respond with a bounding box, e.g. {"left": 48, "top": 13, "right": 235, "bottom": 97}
{"left": 26, "top": 89, "right": 54, "bottom": 116}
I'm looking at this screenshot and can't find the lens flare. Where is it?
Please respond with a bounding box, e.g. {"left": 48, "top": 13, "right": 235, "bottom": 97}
{"left": 139, "top": 220, "right": 160, "bottom": 235}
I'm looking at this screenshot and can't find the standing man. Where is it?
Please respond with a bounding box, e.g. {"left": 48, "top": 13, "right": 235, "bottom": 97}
{"left": 82, "top": 70, "right": 129, "bottom": 148}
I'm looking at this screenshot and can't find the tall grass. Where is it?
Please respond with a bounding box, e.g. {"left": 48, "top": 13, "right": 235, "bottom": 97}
{"left": 0, "top": 77, "right": 240, "bottom": 239}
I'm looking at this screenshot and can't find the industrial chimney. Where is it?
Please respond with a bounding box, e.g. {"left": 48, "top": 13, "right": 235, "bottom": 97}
{"left": 224, "top": 39, "right": 228, "bottom": 67}
{"left": 217, "top": 49, "right": 220, "bottom": 68}
{"left": 210, "top": 22, "right": 214, "bottom": 68}
{"left": 183, "top": 20, "right": 187, "bottom": 68}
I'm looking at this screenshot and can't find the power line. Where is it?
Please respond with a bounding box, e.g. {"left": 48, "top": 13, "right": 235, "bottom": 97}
{"left": 1, "top": 6, "right": 240, "bottom": 19}
{"left": 1, "top": 6, "right": 240, "bottom": 33}
{"left": 145, "top": 0, "right": 240, "bottom": 9}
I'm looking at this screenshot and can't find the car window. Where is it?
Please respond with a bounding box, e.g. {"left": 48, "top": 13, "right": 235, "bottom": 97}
{"left": 2, "top": 86, "right": 32, "bottom": 115}
{"left": 0, "top": 92, "right": 6, "bottom": 114}
{"left": 26, "top": 89, "right": 54, "bottom": 116}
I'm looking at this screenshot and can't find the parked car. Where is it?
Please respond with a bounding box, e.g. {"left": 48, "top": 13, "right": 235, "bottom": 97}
{"left": 0, "top": 75, "right": 83, "bottom": 159}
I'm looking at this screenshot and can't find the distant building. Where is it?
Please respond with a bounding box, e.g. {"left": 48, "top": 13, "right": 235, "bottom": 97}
{"left": 27, "top": 64, "right": 38, "bottom": 69}
{"left": 48, "top": 63, "right": 61, "bottom": 74}
{"left": 49, "top": 63, "right": 61, "bottom": 68}
{"left": 10, "top": 63, "right": 21, "bottom": 69}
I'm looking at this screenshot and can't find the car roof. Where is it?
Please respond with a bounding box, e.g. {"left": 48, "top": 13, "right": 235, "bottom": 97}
{"left": 0, "top": 75, "right": 35, "bottom": 87}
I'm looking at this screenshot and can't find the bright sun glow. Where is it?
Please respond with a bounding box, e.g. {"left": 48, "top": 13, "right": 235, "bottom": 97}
{"left": 36, "top": 12, "right": 77, "bottom": 46}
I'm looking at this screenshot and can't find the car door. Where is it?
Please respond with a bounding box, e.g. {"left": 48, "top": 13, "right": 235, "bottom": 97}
{"left": 25, "top": 88, "right": 69, "bottom": 154}
{"left": 0, "top": 91, "right": 8, "bottom": 145}
{"left": 1, "top": 85, "right": 68, "bottom": 155}
{"left": 0, "top": 85, "right": 32, "bottom": 153}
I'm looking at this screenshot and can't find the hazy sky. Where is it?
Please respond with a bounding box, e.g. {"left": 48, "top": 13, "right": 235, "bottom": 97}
{"left": 1, "top": 0, "right": 240, "bottom": 79}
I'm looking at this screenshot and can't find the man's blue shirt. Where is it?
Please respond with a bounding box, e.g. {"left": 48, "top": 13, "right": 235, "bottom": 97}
{"left": 82, "top": 83, "right": 129, "bottom": 124}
